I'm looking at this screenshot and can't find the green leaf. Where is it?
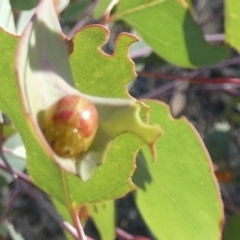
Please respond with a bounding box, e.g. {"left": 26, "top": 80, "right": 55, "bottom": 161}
{"left": 88, "top": 201, "right": 115, "bottom": 240}
{"left": 61, "top": 0, "right": 89, "bottom": 23}
{"left": 204, "top": 123, "right": 231, "bottom": 162}
{"left": 134, "top": 101, "right": 223, "bottom": 240}
{"left": 0, "top": 29, "right": 21, "bottom": 127}
{"left": 93, "top": 0, "right": 117, "bottom": 19}
{"left": 111, "top": 0, "right": 230, "bottom": 68}
{"left": 225, "top": 0, "right": 240, "bottom": 52}
{"left": 223, "top": 214, "right": 240, "bottom": 240}
{"left": 10, "top": 0, "right": 38, "bottom": 10}
{"left": 70, "top": 25, "right": 138, "bottom": 98}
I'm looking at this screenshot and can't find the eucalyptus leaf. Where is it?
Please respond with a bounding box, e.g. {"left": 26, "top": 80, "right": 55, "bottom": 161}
{"left": 223, "top": 214, "right": 240, "bottom": 240}
{"left": 88, "top": 201, "right": 115, "bottom": 240}
{"left": 10, "top": 0, "right": 38, "bottom": 10}
{"left": 135, "top": 101, "right": 223, "bottom": 240}
{"left": 61, "top": 0, "right": 89, "bottom": 23}
{"left": 93, "top": 0, "right": 119, "bottom": 19}
{"left": 112, "top": 0, "right": 230, "bottom": 68}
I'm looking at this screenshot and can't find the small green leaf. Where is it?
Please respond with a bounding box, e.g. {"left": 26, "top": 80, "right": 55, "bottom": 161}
{"left": 61, "top": 0, "right": 89, "bottom": 23}
{"left": 111, "top": 0, "right": 230, "bottom": 68}
{"left": 88, "top": 201, "right": 115, "bottom": 240}
{"left": 223, "top": 214, "right": 240, "bottom": 240}
{"left": 204, "top": 123, "right": 231, "bottom": 162}
{"left": 10, "top": 0, "right": 38, "bottom": 10}
{"left": 70, "top": 25, "right": 138, "bottom": 98}
{"left": 225, "top": 0, "right": 240, "bottom": 52}
{"left": 93, "top": 0, "right": 117, "bottom": 19}
{"left": 135, "top": 101, "right": 223, "bottom": 240}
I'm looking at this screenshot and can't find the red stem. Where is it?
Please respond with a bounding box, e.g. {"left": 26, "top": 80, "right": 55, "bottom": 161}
{"left": 72, "top": 209, "right": 87, "bottom": 240}
{"left": 116, "top": 228, "right": 150, "bottom": 240}
{"left": 116, "top": 228, "right": 135, "bottom": 240}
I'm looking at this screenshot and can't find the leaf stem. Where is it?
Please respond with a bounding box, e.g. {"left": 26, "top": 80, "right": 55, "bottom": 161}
{"left": 72, "top": 209, "right": 87, "bottom": 240}
{"left": 116, "top": 227, "right": 150, "bottom": 240}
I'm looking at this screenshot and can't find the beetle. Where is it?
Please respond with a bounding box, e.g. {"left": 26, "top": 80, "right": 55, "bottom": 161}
{"left": 41, "top": 95, "right": 99, "bottom": 158}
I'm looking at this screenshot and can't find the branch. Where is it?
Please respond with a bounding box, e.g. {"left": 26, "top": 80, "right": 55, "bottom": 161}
{"left": 137, "top": 71, "right": 240, "bottom": 85}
